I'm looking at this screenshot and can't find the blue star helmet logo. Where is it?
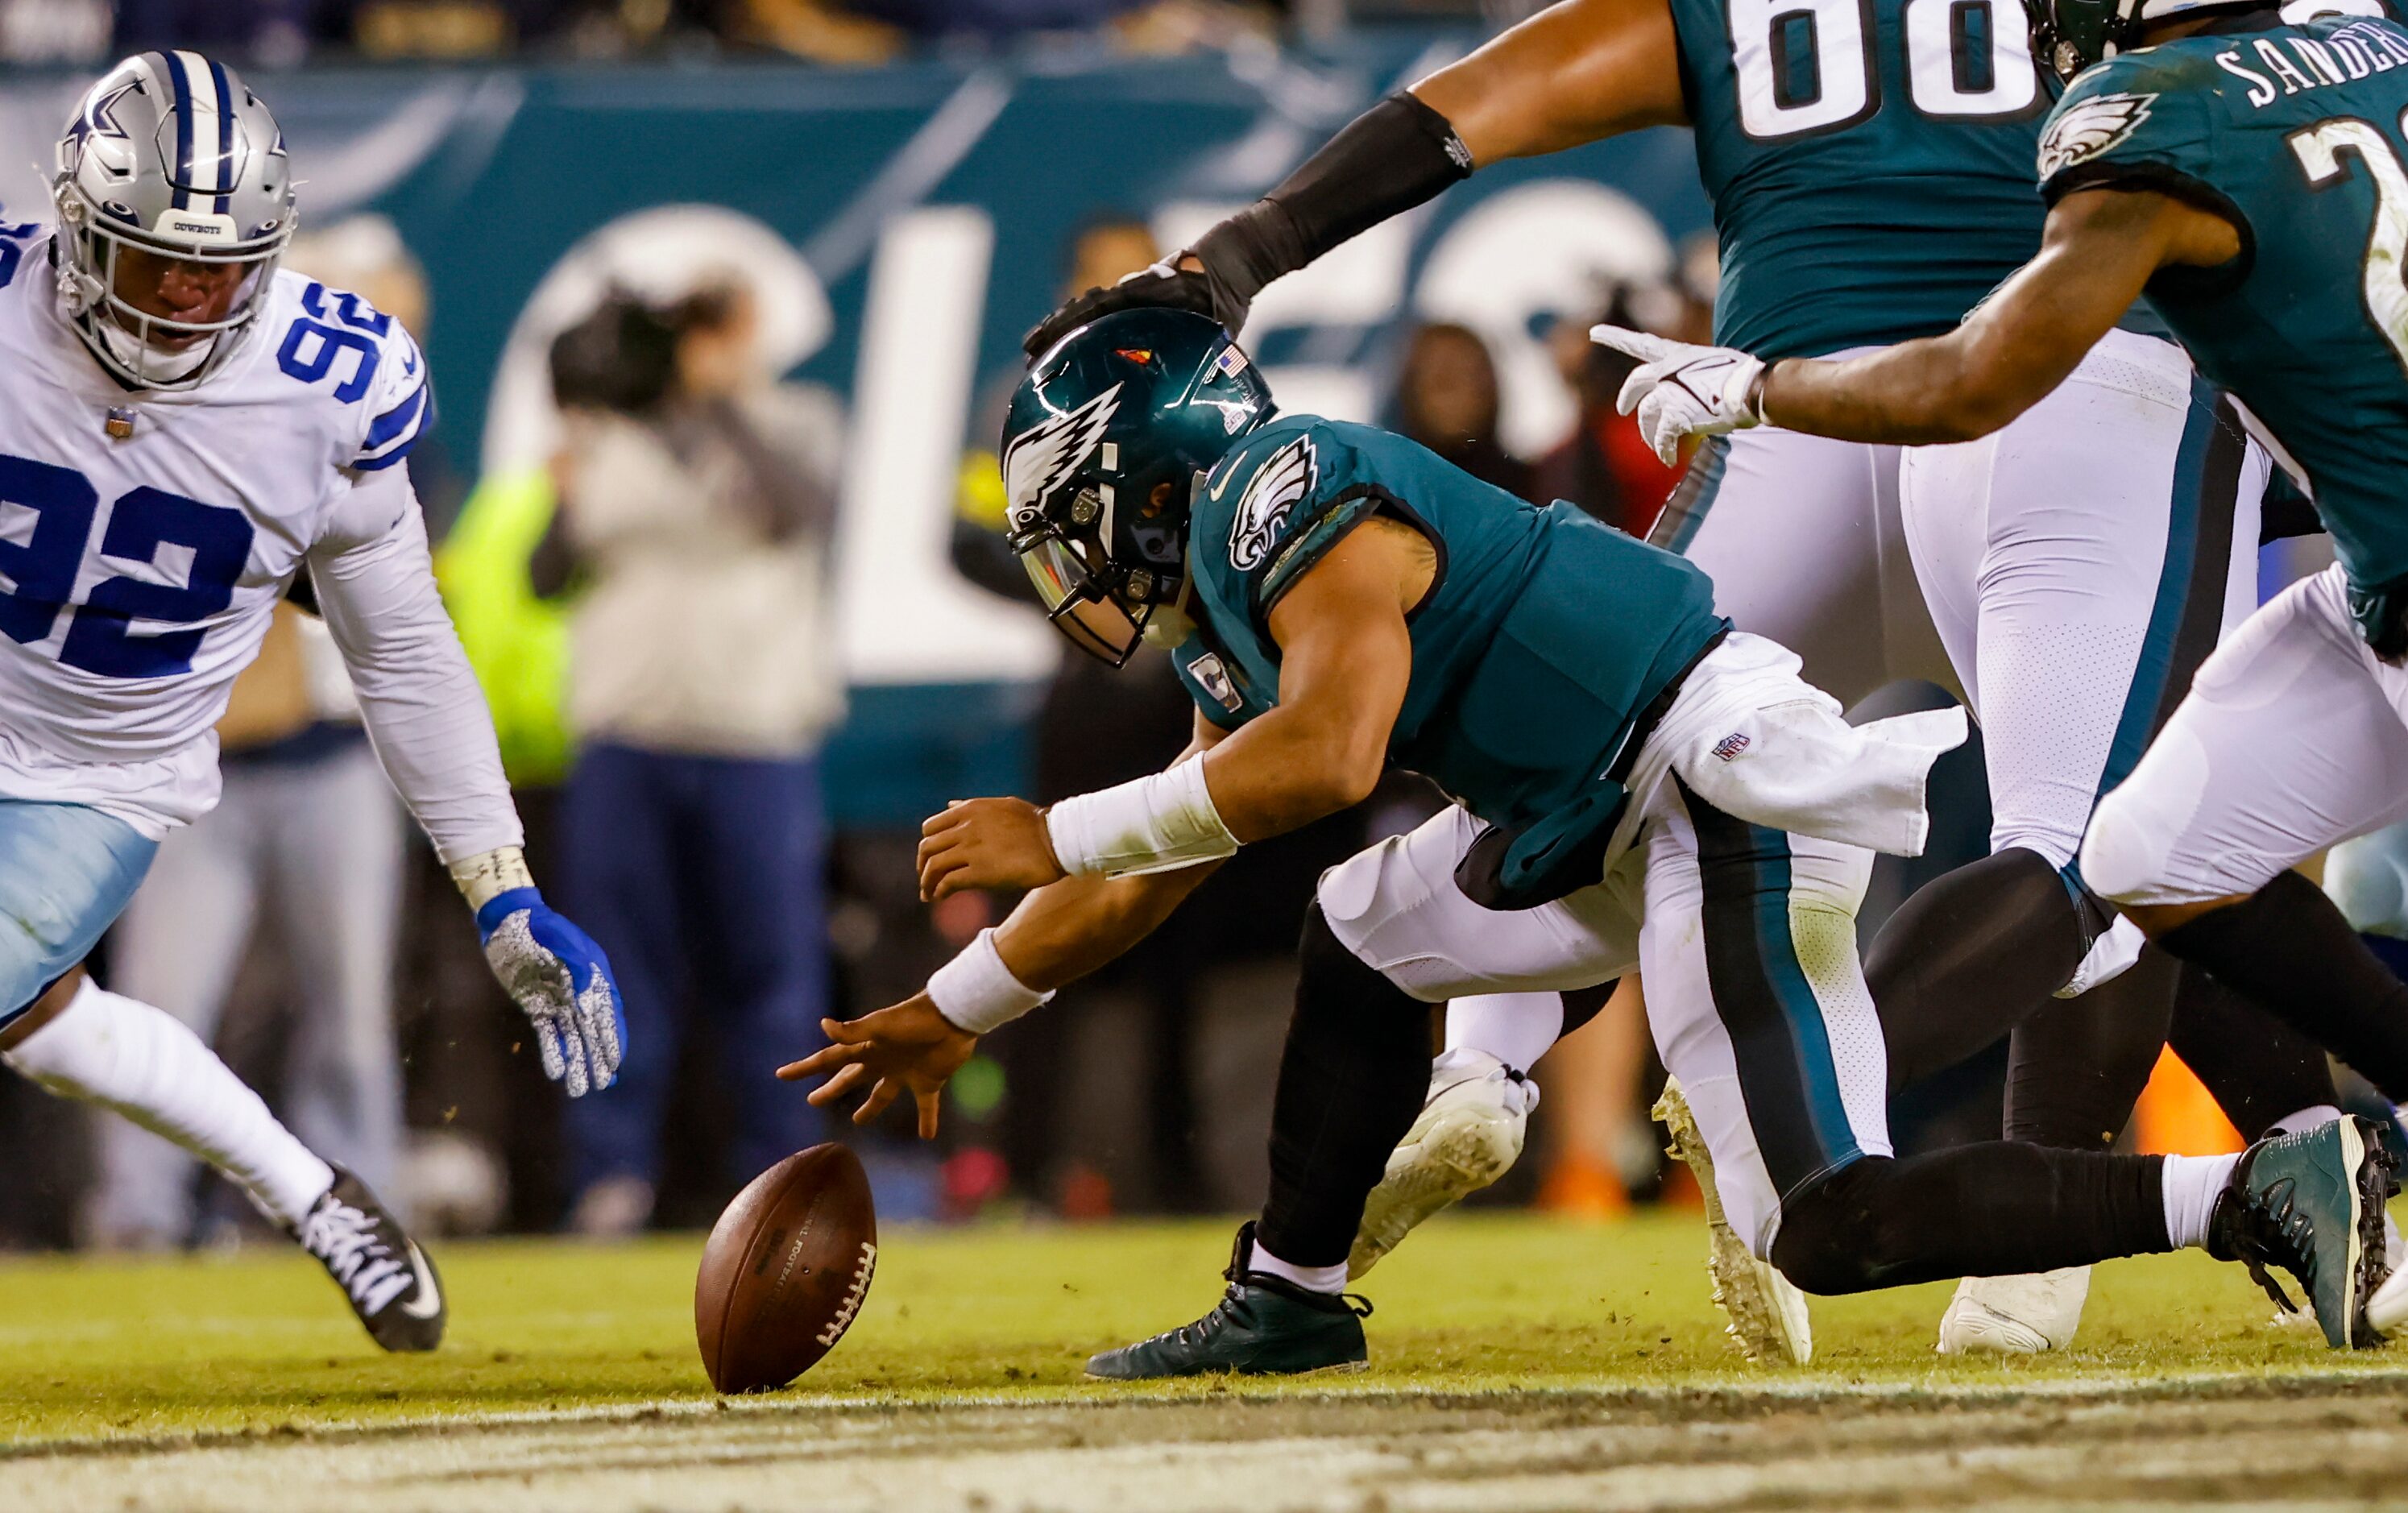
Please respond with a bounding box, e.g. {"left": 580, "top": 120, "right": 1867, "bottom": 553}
{"left": 62, "top": 80, "right": 137, "bottom": 174}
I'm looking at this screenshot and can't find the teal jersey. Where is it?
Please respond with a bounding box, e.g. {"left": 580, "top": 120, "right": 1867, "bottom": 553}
{"left": 2037, "top": 14, "right": 2408, "bottom": 621}
{"left": 1672, "top": 0, "right": 2054, "bottom": 358}
{"left": 1172, "top": 415, "right": 1728, "bottom": 908}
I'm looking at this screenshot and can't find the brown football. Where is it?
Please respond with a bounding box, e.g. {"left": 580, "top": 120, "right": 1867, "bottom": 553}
{"left": 694, "top": 1142, "right": 878, "bottom": 1394}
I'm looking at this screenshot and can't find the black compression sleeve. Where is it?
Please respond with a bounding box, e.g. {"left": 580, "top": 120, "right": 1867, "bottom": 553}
{"left": 1191, "top": 93, "right": 1473, "bottom": 309}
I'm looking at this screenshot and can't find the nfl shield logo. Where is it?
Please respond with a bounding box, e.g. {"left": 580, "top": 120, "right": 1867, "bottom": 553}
{"left": 1712, "top": 732, "right": 1751, "bottom": 763}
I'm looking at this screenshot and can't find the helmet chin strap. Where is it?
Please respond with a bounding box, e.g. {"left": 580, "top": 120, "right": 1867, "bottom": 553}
{"left": 93, "top": 313, "right": 214, "bottom": 383}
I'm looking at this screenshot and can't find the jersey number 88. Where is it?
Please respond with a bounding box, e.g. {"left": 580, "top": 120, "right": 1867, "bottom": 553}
{"left": 1730, "top": 0, "right": 2041, "bottom": 140}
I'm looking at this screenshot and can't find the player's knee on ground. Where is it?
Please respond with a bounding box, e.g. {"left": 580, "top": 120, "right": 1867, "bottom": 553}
{"left": 1766, "top": 1157, "right": 1917, "bottom": 1295}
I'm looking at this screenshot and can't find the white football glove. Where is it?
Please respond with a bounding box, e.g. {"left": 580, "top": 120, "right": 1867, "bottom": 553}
{"left": 1589, "top": 325, "right": 1768, "bottom": 465}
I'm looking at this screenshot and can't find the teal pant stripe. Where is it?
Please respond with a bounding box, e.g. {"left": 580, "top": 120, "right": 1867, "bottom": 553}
{"left": 2098, "top": 381, "right": 2245, "bottom": 803}
{"left": 1647, "top": 436, "right": 1730, "bottom": 558}
{"left": 1684, "top": 779, "right": 1866, "bottom": 1196}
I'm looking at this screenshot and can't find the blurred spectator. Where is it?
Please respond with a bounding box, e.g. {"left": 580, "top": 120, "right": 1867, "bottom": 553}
{"left": 1532, "top": 288, "right": 1685, "bottom": 538}
{"left": 1, "top": 0, "right": 110, "bottom": 62}
{"left": 1392, "top": 321, "right": 1534, "bottom": 502}
{"left": 93, "top": 603, "right": 408, "bottom": 1246}
{"left": 545, "top": 280, "right": 846, "bottom": 1236}
{"left": 114, "top": 0, "right": 325, "bottom": 64}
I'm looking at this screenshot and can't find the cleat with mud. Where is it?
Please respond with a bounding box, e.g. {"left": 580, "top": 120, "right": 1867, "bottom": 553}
{"left": 1349, "top": 1049, "right": 1536, "bottom": 1280}
{"left": 1655, "top": 1077, "right": 1812, "bottom": 1365}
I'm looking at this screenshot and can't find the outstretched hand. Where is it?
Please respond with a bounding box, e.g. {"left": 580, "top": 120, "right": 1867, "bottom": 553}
{"left": 918, "top": 797, "right": 1066, "bottom": 902}
{"left": 1589, "top": 324, "right": 1768, "bottom": 464}
{"left": 778, "top": 997, "right": 976, "bottom": 1139}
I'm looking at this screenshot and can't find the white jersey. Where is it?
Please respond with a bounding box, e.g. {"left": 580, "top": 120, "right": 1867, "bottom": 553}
{"left": 0, "top": 227, "right": 433, "bottom": 837}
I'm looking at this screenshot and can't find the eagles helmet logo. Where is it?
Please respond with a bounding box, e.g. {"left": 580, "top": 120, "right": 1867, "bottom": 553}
{"left": 2037, "top": 92, "right": 2157, "bottom": 180}
{"left": 1001, "top": 383, "right": 1122, "bottom": 530}
{"left": 1228, "top": 436, "right": 1317, "bottom": 572}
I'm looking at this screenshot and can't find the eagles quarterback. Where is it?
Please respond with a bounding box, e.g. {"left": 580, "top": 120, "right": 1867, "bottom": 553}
{"left": 789, "top": 307, "right": 2396, "bottom": 1375}
{"left": 0, "top": 53, "right": 623, "bottom": 1349}
{"left": 1606, "top": 0, "right": 2408, "bottom": 1314}
{"left": 1022, "top": 0, "right": 2351, "bottom": 1362}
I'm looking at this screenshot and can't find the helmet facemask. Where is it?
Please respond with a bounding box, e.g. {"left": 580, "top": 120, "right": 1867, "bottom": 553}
{"left": 1009, "top": 473, "right": 1193, "bottom": 668}
{"left": 52, "top": 188, "right": 289, "bottom": 389}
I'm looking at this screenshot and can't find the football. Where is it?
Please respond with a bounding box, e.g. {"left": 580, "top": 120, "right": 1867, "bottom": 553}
{"left": 694, "top": 1142, "right": 879, "bottom": 1394}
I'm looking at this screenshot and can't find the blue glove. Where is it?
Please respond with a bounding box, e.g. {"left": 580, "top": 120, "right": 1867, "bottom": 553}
{"left": 476, "top": 887, "right": 624, "bottom": 1096}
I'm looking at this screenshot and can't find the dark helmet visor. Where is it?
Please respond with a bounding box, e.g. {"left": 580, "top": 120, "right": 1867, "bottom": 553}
{"left": 1017, "top": 530, "right": 1150, "bottom": 666}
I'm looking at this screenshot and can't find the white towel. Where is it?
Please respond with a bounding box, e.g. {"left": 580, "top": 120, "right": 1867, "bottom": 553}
{"left": 1617, "top": 632, "right": 1969, "bottom": 860}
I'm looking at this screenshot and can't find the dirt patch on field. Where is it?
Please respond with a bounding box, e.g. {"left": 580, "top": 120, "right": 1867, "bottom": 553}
{"left": 15, "top": 1375, "right": 2408, "bottom": 1512}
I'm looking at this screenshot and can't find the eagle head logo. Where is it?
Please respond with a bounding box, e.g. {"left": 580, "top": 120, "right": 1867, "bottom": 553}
{"left": 2037, "top": 92, "right": 2157, "bottom": 180}
{"left": 1002, "top": 383, "right": 1122, "bottom": 533}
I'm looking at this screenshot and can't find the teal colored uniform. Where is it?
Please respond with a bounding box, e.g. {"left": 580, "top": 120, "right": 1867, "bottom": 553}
{"left": 1672, "top": 0, "right": 2054, "bottom": 357}
{"left": 1171, "top": 415, "right": 1729, "bottom": 908}
{"left": 2038, "top": 12, "right": 2408, "bottom": 636}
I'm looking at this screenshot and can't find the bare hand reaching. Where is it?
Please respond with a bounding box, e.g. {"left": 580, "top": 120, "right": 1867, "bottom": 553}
{"left": 777, "top": 996, "right": 976, "bottom": 1138}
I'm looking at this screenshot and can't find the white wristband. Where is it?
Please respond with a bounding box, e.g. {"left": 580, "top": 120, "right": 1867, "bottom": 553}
{"left": 1044, "top": 757, "right": 1240, "bottom": 879}
{"left": 926, "top": 928, "right": 1053, "bottom": 1035}
{"left": 450, "top": 845, "right": 535, "bottom": 910}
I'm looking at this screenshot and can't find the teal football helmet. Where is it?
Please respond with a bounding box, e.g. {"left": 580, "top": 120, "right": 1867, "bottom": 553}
{"left": 1002, "top": 309, "right": 1274, "bottom": 665}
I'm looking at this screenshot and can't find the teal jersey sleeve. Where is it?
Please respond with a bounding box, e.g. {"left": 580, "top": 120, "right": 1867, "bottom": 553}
{"left": 2037, "top": 51, "right": 2233, "bottom": 215}
{"left": 1189, "top": 416, "right": 1387, "bottom": 636}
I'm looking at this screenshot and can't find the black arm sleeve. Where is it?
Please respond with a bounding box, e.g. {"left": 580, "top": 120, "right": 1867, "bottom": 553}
{"left": 1191, "top": 93, "right": 1473, "bottom": 309}
{"left": 1020, "top": 93, "right": 1472, "bottom": 357}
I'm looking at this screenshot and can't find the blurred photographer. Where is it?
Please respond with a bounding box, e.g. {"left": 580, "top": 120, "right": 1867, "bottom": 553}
{"left": 543, "top": 280, "right": 845, "bottom": 1235}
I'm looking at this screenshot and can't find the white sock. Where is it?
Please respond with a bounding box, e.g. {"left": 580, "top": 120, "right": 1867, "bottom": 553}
{"left": 2268, "top": 1104, "right": 2344, "bottom": 1138}
{"left": 1443, "top": 992, "right": 1565, "bottom": 1076}
{"left": 1247, "top": 1237, "right": 1348, "bottom": 1295}
{"left": 3, "top": 980, "right": 334, "bottom": 1226}
{"left": 2161, "top": 1151, "right": 2243, "bottom": 1250}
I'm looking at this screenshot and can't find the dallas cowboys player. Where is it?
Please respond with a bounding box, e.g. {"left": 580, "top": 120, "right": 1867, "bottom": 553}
{"left": 1022, "top": 0, "right": 2344, "bottom": 1360}
{"left": 790, "top": 308, "right": 2395, "bottom": 1374}
{"left": 0, "top": 52, "right": 622, "bottom": 1349}
{"left": 1601, "top": 0, "right": 2408, "bottom": 1343}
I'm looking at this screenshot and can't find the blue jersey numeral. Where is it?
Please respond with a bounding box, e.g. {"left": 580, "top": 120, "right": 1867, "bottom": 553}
{"left": 0, "top": 456, "right": 254, "bottom": 679}
{"left": 0, "top": 455, "right": 100, "bottom": 646}
{"left": 277, "top": 282, "right": 389, "bottom": 404}
{"left": 0, "top": 219, "right": 41, "bottom": 292}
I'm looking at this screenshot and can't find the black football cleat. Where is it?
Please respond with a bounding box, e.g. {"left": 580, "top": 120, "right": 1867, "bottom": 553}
{"left": 291, "top": 1166, "right": 446, "bottom": 1353}
{"left": 1086, "top": 1222, "right": 1370, "bottom": 1380}
{"left": 2209, "top": 1115, "right": 2398, "bottom": 1349}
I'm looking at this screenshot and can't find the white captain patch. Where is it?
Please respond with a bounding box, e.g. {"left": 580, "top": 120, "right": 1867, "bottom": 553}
{"left": 1228, "top": 435, "right": 1316, "bottom": 572}
{"left": 2037, "top": 92, "right": 2157, "bottom": 180}
{"left": 1001, "top": 383, "right": 1121, "bottom": 529}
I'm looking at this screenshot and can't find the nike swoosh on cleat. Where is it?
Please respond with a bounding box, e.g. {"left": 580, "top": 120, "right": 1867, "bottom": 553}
{"left": 399, "top": 1244, "right": 442, "bottom": 1320}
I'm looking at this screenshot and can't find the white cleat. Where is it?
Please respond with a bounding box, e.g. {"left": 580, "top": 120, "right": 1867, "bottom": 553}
{"left": 1654, "top": 1077, "right": 1813, "bottom": 1365}
{"left": 1936, "top": 1267, "right": 2091, "bottom": 1354}
{"left": 1349, "top": 1048, "right": 1538, "bottom": 1280}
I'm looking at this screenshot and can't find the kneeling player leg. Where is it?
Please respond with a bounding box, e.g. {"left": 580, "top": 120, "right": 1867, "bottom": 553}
{"left": 2001, "top": 947, "right": 2178, "bottom": 1150}
{"left": 2083, "top": 567, "right": 2408, "bottom": 1101}
{"left": 1771, "top": 1142, "right": 2182, "bottom": 1294}
{"left": 1633, "top": 785, "right": 1888, "bottom": 1361}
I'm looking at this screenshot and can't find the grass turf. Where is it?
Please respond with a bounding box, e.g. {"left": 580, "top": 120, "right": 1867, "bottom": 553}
{"left": 0, "top": 1207, "right": 2393, "bottom": 1449}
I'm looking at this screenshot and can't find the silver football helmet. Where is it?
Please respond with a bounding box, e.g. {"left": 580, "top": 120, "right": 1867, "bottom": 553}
{"left": 51, "top": 51, "right": 296, "bottom": 390}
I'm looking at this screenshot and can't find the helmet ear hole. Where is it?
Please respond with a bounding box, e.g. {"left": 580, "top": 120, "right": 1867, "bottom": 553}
{"left": 1144, "top": 480, "right": 1178, "bottom": 517}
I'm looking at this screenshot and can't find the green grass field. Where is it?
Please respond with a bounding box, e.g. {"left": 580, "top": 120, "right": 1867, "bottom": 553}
{"left": 10, "top": 1209, "right": 2408, "bottom": 1510}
